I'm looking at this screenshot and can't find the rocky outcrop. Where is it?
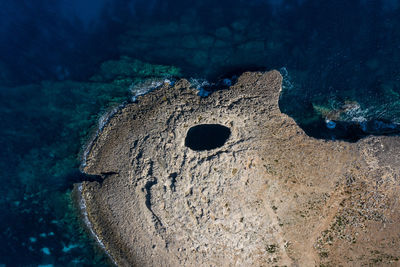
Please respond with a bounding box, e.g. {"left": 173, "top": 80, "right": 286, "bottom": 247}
{"left": 78, "top": 71, "right": 400, "bottom": 266}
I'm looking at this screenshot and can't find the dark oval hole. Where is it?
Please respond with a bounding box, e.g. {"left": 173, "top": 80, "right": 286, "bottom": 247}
{"left": 185, "top": 124, "right": 231, "bottom": 151}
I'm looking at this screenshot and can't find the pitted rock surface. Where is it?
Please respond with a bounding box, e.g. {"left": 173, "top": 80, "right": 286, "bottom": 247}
{"left": 79, "top": 71, "right": 400, "bottom": 266}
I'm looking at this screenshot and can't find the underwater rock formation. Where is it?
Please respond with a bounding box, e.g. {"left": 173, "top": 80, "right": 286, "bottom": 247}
{"left": 0, "top": 56, "right": 181, "bottom": 266}
{"left": 78, "top": 71, "right": 400, "bottom": 266}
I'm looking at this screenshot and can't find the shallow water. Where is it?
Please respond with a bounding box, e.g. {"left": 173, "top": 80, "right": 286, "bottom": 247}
{"left": 1, "top": 0, "right": 400, "bottom": 265}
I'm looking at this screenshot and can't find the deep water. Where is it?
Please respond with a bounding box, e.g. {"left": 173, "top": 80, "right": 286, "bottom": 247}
{"left": 1, "top": 0, "right": 400, "bottom": 265}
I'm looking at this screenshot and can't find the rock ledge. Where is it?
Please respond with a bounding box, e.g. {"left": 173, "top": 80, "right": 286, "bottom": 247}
{"left": 78, "top": 71, "right": 400, "bottom": 266}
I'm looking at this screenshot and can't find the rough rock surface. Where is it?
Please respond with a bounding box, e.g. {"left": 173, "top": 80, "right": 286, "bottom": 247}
{"left": 79, "top": 71, "right": 400, "bottom": 266}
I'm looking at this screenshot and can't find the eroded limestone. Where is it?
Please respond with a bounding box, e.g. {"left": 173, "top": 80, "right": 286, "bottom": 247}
{"left": 78, "top": 71, "right": 400, "bottom": 266}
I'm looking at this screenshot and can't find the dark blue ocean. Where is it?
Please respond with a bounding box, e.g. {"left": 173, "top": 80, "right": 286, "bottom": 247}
{"left": 1, "top": 0, "right": 400, "bottom": 265}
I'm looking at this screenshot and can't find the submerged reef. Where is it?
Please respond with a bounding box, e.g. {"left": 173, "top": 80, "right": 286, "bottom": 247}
{"left": 0, "top": 57, "right": 180, "bottom": 266}
{"left": 79, "top": 71, "right": 400, "bottom": 266}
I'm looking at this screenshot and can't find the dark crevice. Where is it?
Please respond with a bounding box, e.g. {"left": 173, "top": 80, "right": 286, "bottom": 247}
{"left": 169, "top": 173, "right": 177, "bottom": 191}
{"left": 143, "top": 178, "right": 164, "bottom": 228}
{"left": 56, "top": 169, "right": 103, "bottom": 190}
{"left": 100, "top": 171, "right": 119, "bottom": 176}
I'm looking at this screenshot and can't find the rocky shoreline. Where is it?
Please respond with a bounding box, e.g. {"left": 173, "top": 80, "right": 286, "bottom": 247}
{"left": 73, "top": 183, "right": 117, "bottom": 266}
{"left": 76, "top": 71, "right": 400, "bottom": 266}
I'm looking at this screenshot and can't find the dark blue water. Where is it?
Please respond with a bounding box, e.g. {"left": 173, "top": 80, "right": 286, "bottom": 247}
{"left": 1, "top": 0, "right": 400, "bottom": 265}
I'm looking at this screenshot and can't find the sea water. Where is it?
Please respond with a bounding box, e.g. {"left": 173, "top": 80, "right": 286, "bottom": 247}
{"left": 1, "top": 0, "right": 400, "bottom": 265}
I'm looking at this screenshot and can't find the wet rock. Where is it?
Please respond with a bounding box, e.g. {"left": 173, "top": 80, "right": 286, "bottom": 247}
{"left": 79, "top": 71, "right": 400, "bottom": 266}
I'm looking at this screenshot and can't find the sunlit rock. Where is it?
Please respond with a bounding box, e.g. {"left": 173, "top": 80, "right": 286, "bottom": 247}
{"left": 78, "top": 71, "right": 400, "bottom": 266}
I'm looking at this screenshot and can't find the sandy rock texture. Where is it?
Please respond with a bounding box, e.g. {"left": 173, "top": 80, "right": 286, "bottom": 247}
{"left": 78, "top": 71, "right": 400, "bottom": 266}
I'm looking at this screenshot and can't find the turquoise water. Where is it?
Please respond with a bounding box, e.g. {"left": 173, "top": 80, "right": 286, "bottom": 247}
{"left": 1, "top": 0, "right": 400, "bottom": 265}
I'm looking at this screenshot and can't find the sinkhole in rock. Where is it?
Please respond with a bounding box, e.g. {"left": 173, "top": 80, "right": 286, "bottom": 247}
{"left": 185, "top": 124, "right": 231, "bottom": 151}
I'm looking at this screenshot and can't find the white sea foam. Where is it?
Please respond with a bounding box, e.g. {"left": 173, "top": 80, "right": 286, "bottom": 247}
{"left": 81, "top": 104, "right": 125, "bottom": 168}
{"left": 129, "top": 78, "right": 173, "bottom": 102}
{"left": 342, "top": 105, "right": 368, "bottom": 123}
{"left": 189, "top": 78, "right": 212, "bottom": 97}
{"left": 77, "top": 184, "right": 117, "bottom": 266}
{"left": 189, "top": 78, "right": 210, "bottom": 89}
{"left": 279, "top": 67, "right": 294, "bottom": 92}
